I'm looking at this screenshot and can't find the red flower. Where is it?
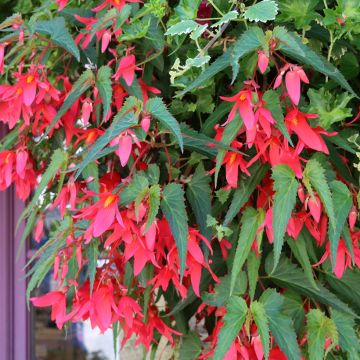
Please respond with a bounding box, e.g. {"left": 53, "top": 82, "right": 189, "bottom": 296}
{"left": 257, "top": 50, "right": 269, "bottom": 74}
{"left": 274, "top": 64, "right": 309, "bottom": 105}
{"left": 31, "top": 291, "right": 72, "bottom": 329}
{"left": 285, "top": 109, "right": 329, "bottom": 153}
{"left": 220, "top": 89, "right": 255, "bottom": 129}
{"left": 113, "top": 55, "right": 140, "bottom": 86}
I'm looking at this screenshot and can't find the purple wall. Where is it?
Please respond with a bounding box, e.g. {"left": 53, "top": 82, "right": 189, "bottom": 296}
{"left": 0, "top": 125, "right": 29, "bottom": 359}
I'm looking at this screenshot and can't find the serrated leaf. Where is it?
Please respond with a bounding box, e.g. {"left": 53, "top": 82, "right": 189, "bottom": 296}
{"left": 273, "top": 27, "right": 358, "bottom": 97}
{"left": 331, "top": 310, "right": 360, "bottom": 360}
{"left": 303, "top": 159, "right": 336, "bottom": 228}
{"left": 282, "top": 291, "right": 305, "bottom": 334}
{"left": 87, "top": 240, "right": 99, "bottom": 294}
{"left": 44, "top": 69, "right": 94, "bottom": 137}
{"left": 202, "top": 272, "right": 247, "bottom": 307}
{"left": 165, "top": 19, "right": 199, "bottom": 36}
{"left": 146, "top": 97, "right": 184, "bottom": 152}
{"left": 260, "top": 289, "right": 301, "bottom": 360}
{"left": 231, "top": 26, "right": 265, "bottom": 83}
{"left": 266, "top": 255, "right": 358, "bottom": 317}
{"left": 178, "top": 27, "right": 263, "bottom": 96}
{"left": 328, "top": 181, "right": 353, "bottom": 271}
{"left": 272, "top": 165, "right": 298, "bottom": 270}
{"left": 19, "top": 149, "right": 66, "bottom": 225}
{"left": 224, "top": 162, "right": 269, "bottom": 226}
{"left": 244, "top": 1, "right": 278, "bottom": 23}
{"left": 251, "top": 301, "right": 270, "bottom": 360}
{"left": 247, "top": 251, "right": 261, "bottom": 301}
{"left": 179, "top": 332, "right": 202, "bottom": 360}
{"left": 35, "top": 17, "right": 80, "bottom": 61}
{"left": 181, "top": 124, "right": 217, "bottom": 158}
{"left": 75, "top": 99, "right": 139, "bottom": 179}
{"left": 286, "top": 234, "right": 318, "bottom": 289}
{"left": 96, "top": 66, "right": 113, "bottom": 123}
{"left": 213, "top": 296, "right": 248, "bottom": 360}
{"left": 230, "top": 207, "right": 259, "bottom": 295}
{"left": 307, "top": 309, "right": 338, "bottom": 360}
{"left": 144, "top": 184, "right": 161, "bottom": 233}
{"left": 161, "top": 183, "right": 188, "bottom": 279}
{"left": 186, "top": 163, "right": 212, "bottom": 239}
{"left": 211, "top": 11, "right": 238, "bottom": 28}
{"left": 262, "top": 90, "right": 292, "bottom": 145}
{"left": 120, "top": 174, "right": 149, "bottom": 206}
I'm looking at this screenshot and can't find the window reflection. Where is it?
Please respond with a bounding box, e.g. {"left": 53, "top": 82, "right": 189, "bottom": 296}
{"left": 29, "top": 210, "right": 118, "bottom": 360}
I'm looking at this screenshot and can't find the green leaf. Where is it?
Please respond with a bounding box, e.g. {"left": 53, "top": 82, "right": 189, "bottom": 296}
{"left": 331, "top": 310, "right": 360, "bottom": 360}
{"left": 324, "top": 265, "right": 360, "bottom": 314}
{"left": 175, "top": 0, "right": 202, "bottom": 20}
{"left": 266, "top": 255, "right": 358, "bottom": 317}
{"left": 211, "top": 10, "right": 239, "bottom": 28}
{"left": 82, "top": 162, "right": 100, "bottom": 195}
{"left": 273, "top": 27, "right": 358, "bottom": 97}
{"left": 179, "top": 332, "right": 202, "bottom": 360}
{"left": 165, "top": 20, "right": 200, "bottom": 36}
{"left": 178, "top": 27, "right": 263, "bottom": 96}
{"left": 307, "top": 309, "right": 338, "bottom": 360}
{"left": 75, "top": 100, "right": 139, "bottom": 179}
{"left": 202, "top": 272, "right": 247, "bottom": 307}
{"left": 231, "top": 26, "right": 265, "bottom": 83}
{"left": 272, "top": 165, "right": 298, "bottom": 269}
{"left": 282, "top": 291, "right": 305, "bottom": 334}
{"left": 247, "top": 251, "right": 260, "bottom": 301}
{"left": 96, "top": 66, "right": 113, "bottom": 123}
{"left": 328, "top": 181, "right": 353, "bottom": 271}
{"left": 213, "top": 296, "right": 248, "bottom": 360}
{"left": 161, "top": 183, "right": 188, "bottom": 279}
{"left": 251, "top": 301, "right": 270, "bottom": 360}
{"left": 260, "top": 289, "right": 301, "bottom": 360}
{"left": 244, "top": 1, "right": 279, "bottom": 23}
{"left": 146, "top": 97, "right": 184, "bottom": 152}
{"left": 308, "top": 88, "right": 354, "bottom": 129}
{"left": 186, "top": 163, "right": 212, "bottom": 239}
{"left": 286, "top": 234, "right": 318, "bottom": 289}
{"left": 276, "top": 0, "right": 320, "bottom": 29}
{"left": 19, "top": 149, "right": 67, "bottom": 225}
{"left": 44, "top": 69, "right": 94, "bottom": 137}
{"left": 181, "top": 124, "right": 218, "bottom": 158}
{"left": 35, "top": 17, "right": 80, "bottom": 61}
{"left": 224, "top": 162, "right": 269, "bottom": 226}
{"left": 144, "top": 184, "right": 161, "bottom": 233}
{"left": 87, "top": 240, "right": 99, "bottom": 294}
{"left": 262, "top": 90, "right": 292, "bottom": 145}
{"left": 120, "top": 174, "right": 149, "bottom": 206}
{"left": 303, "top": 159, "right": 336, "bottom": 228}
{"left": 230, "top": 207, "right": 259, "bottom": 295}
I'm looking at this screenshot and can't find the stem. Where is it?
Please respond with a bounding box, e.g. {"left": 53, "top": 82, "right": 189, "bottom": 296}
{"left": 207, "top": 0, "right": 224, "bottom": 16}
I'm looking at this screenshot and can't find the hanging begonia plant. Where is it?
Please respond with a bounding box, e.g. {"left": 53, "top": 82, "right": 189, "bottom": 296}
{"left": 1, "top": 0, "right": 360, "bottom": 358}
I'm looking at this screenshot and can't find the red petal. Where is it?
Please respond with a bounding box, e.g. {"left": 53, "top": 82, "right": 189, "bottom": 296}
{"left": 285, "top": 70, "right": 301, "bottom": 105}
{"left": 291, "top": 116, "right": 325, "bottom": 152}
{"left": 117, "top": 135, "right": 132, "bottom": 167}
{"left": 93, "top": 205, "right": 116, "bottom": 237}
{"left": 23, "top": 81, "right": 37, "bottom": 106}
{"left": 239, "top": 100, "right": 255, "bottom": 129}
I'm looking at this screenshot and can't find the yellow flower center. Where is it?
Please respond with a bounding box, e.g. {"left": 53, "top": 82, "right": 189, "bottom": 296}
{"left": 26, "top": 74, "right": 35, "bottom": 84}
{"left": 229, "top": 153, "right": 237, "bottom": 165}
{"left": 16, "top": 87, "right": 23, "bottom": 95}
{"left": 291, "top": 116, "right": 299, "bottom": 126}
{"left": 239, "top": 94, "right": 247, "bottom": 101}
{"left": 104, "top": 194, "right": 117, "bottom": 208}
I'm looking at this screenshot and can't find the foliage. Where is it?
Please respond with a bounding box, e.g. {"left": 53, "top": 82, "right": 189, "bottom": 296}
{"left": 0, "top": 0, "right": 359, "bottom": 358}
